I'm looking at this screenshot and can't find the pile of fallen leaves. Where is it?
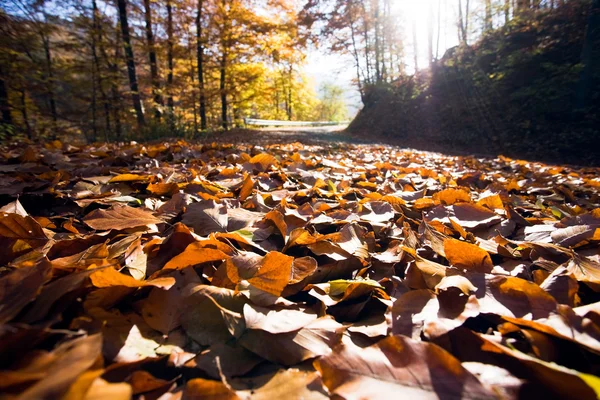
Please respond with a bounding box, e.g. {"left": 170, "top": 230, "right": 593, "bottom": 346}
{"left": 1, "top": 139, "right": 600, "bottom": 399}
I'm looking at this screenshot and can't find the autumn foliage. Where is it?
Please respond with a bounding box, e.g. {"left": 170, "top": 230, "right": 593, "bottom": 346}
{"left": 1, "top": 138, "right": 600, "bottom": 398}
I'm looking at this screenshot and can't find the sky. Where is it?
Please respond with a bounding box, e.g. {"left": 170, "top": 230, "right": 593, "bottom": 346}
{"left": 303, "top": 0, "right": 464, "bottom": 118}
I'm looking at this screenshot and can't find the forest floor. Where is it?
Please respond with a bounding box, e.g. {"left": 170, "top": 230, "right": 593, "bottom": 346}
{"left": 1, "top": 137, "right": 600, "bottom": 399}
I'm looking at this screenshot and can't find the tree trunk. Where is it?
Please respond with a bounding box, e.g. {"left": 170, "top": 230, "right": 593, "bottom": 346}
{"left": 413, "top": 22, "right": 419, "bottom": 71}
{"left": 42, "top": 35, "right": 58, "bottom": 129}
{"left": 92, "top": 0, "right": 110, "bottom": 142}
{"left": 428, "top": 1, "right": 434, "bottom": 66}
{"left": 576, "top": 0, "right": 600, "bottom": 109}
{"left": 117, "top": 0, "right": 145, "bottom": 130}
{"left": 0, "top": 64, "right": 12, "bottom": 127}
{"left": 349, "top": 15, "right": 364, "bottom": 102}
{"left": 166, "top": 0, "right": 175, "bottom": 129}
{"left": 20, "top": 89, "right": 32, "bottom": 139}
{"left": 196, "top": 0, "right": 207, "bottom": 130}
{"left": 188, "top": 45, "right": 198, "bottom": 136}
{"left": 435, "top": 0, "right": 442, "bottom": 60}
{"left": 360, "top": 1, "right": 372, "bottom": 84}
{"left": 220, "top": 49, "right": 228, "bottom": 130}
{"left": 458, "top": 0, "right": 467, "bottom": 44}
{"left": 374, "top": 0, "right": 381, "bottom": 82}
{"left": 286, "top": 65, "right": 293, "bottom": 120}
{"left": 91, "top": 58, "right": 98, "bottom": 142}
{"left": 111, "top": 25, "right": 123, "bottom": 140}
{"left": 485, "top": 0, "right": 493, "bottom": 31}
{"left": 143, "top": 0, "right": 163, "bottom": 122}
{"left": 505, "top": 0, "right": 510, "bottom": 24}
{"left": 465, "top": 0, "right": 470, "bottom": 42}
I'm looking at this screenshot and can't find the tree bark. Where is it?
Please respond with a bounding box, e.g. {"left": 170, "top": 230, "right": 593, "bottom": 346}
{"left": 92, "top": 0, "right": 110, "bottom": 141}
{"left": 505, "top": 0, "right": 510, "bottom": 24}
{"left": 428, "top": 1, "right": 434, "bottom": 66}
{"left": 20, "top": 88, "right": 32, "bottom": 139}
{"left": 412, "top": 21, "right": 419, "bottom": 71}
{"left": 0, "top": 64, "right": 12, "bottom": 127}
{"left": 117, "top": 0, "right": 145, "bottom": 130}
{"left": 576, "top": 0, "right": 600, "bottom": 109}
{"left": 41, "top": 34, "right": 58, "bottom": 129}
{"left": 166, "top": 0, "right": 175, "bottom": 129}
{"left": 374, "top": 0, "right": 381, "bottom": 82}
{"left": 286, "top": 65, "right": 293, "bottom": 120}
{"left": 485, "top": 0, "right": 493, "bottom": 31}
{"left": 458, "top": 0, "right": 467, "bottom": 44}
{"left": 143, "top": 0, "right": 163, "bottom": 122}
{"left": 196, "top": 0, "right": 207, "bottom": 130}
{"left": 220, "top": 49, "right": 228, "bottom": 130}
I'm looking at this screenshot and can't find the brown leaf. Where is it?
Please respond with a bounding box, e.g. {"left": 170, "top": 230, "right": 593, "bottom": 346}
{"left": 83, "top": 205, "right": 162, "bottom": 231}
{"left": 5, "top": 335, "right": 103, "bottom": 399}
{"left": 181, "top": 285, "right": 247, "bottom": 345}
{"left": 314, "top": 334, "right": 493, "bottom": 399}
{"left": 238, "top": 316, "right": 343, "bottom": 365}
{"left": 0, "top": 260, "right": 51, "bottom": 323}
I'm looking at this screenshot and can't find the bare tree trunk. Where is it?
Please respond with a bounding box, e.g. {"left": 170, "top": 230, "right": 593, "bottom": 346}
{"left": 349, "top": 15, "right": 365, "bottom": 102}
{"left": 465, "top": 0, "right": 470, "bottom": 42}
{"left": 360, "top": 1, "right": 372, "bottom": 84}
{"left": 189, "top": 48, "right": 198, "bottom": 136}
{"left": 92, "top": 0, "right": 110, "bottom": 141}
{"left": 428, "top": 1, "right": 434, "bottom": 66}
{"left": 196, "top": 0, "right": 207, "bottom": 130}
{"left": 117, "top": 0, "right": 145, "bottom": 130}
{"left": 576, "top": 0, "right": 600, "bottom": 109}
{"left": 436, "top": 0, "right": 442, "bottom": 60}
{"left": 166, "top": 0, "right": 175, "bottom": 130}
{"left": 143, "top": 0, "right": 163, "bottom": 122}
{"left": 20, "top": 88, "right": 32, "bottom": 139}
{"left": 111, "top": 25, "right": 123, "bottom": 140}
{"left": 485, "top": 0, "right": 493, "bottom": 31}
{"left": 91, "top": 58, "right": 98, "bottom": 142}
{"left": 41, "top": 34, "right": 58, "bottom": 131}
{"left": 220, "top": 49, "right": 228, "bottom": 130}
{"left": 374, "top": 0, "right": 381, "bottom": 82}
{"left": 413, "top": 21, "right": 419, "bottom": 72}
{"left": 0, "top": 64, "right": 12, "bottom": 128}
{"left": 458, "top": 0, "right": 467, "bottom": 44}
{"left": 505, "top": 0, "right": 511, "bottom": 24}
{"left": 286, "top": 65, "right": 293, "bottom": 120}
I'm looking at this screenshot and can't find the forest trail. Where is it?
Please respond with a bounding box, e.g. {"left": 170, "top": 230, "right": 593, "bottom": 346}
{"left": 212, "top": 124, "right": 376, "bottom": 146}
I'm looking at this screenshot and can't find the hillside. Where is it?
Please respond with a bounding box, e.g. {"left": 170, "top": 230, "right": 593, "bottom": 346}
{"left": 348, "top": 1, "right": 600, "bottom": 165}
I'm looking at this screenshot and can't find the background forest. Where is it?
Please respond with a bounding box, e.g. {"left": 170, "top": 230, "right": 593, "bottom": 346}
{"left": 0, "top": 0, "right": 598, "bottom": 166}
{"left": 0, "top": 0, "right": 354, "bottom": 141}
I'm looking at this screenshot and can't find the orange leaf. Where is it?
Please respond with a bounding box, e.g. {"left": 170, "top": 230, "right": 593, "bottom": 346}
{"left": 433, "top": 188, "right": 471, "bottom": 205}
{"left": 443, "top": 238, "right": 493, "bottom": 273}
{"left": 163, "top": 243, "right": 229, "bottom": 270}
{"left": 90, "top": 267, "right": 175, "bottom": 289}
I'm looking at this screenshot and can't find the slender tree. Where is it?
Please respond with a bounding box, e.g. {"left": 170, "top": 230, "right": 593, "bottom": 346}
{"left": 576, "top": 0, "right": 600, "bottom": 108}
{"left": 143, "top": 0, "right": 163, "bottom": 121}
{"left": 485, "top": 0, "right": 493, "bottom": 31}
{"left": 196, "top": 0, "right": 207, "bottom": 130}
{"left": 91, "top": 0, "right": 111, "bottom": 141}
{"left": 0, "top": 64, "right": 12, "bottom": 128}
{"left": 166, "top": 0, "right": 175, "bottom": 129}
{"left": 117, "top": 0, "right": 145, "bottom": 129}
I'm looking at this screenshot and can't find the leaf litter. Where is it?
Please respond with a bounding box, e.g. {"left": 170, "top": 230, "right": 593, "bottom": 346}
{"left": 1, "top": 139, "right": 600, "bottom": 399}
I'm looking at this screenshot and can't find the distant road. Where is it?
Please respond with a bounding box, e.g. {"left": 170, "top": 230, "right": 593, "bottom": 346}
{"left": 257, "top": 124, "right": 349, "bottom": 133}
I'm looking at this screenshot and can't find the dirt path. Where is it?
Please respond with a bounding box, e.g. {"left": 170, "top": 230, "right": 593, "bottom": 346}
{"left": 206, "top": 124, "right": 378, "bottom": 146}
